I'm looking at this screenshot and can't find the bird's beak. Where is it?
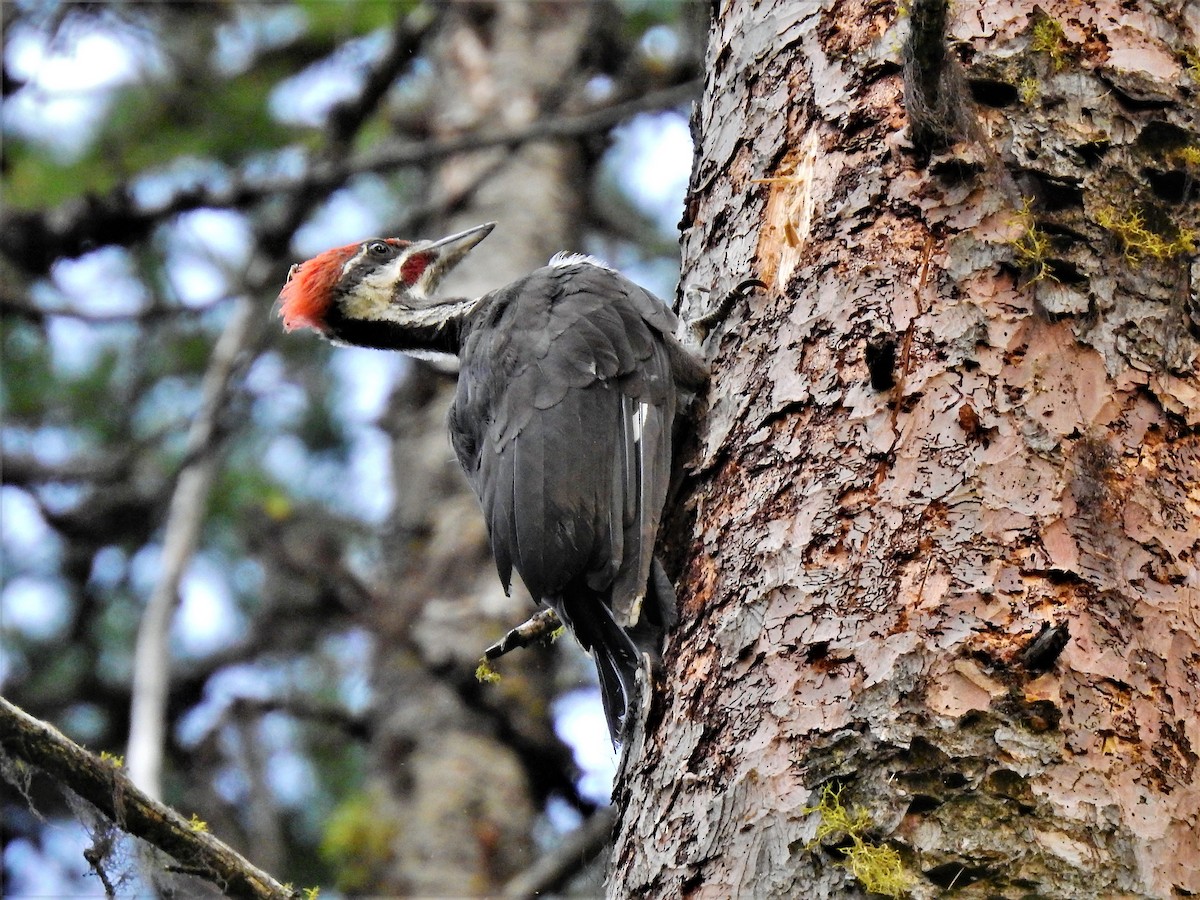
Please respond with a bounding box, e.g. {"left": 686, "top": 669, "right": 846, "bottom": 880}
{"left": 426, "top": 222, "right": 495, "bottom": 267}
{"left": 413, "top": 223, "right": 496, "bottom": 298}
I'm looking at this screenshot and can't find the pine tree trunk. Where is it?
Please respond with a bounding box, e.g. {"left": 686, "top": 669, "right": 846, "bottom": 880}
{"left": 610, "top": 0, "right": 1200, "bottom": 897}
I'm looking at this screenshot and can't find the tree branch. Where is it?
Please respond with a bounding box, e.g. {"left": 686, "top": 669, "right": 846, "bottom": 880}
{"left": 500, "top": 807, "right": 616, "bottom": 898}
{"left": 484, "top": 608, "right": 564, "bottom": 661}
{"left": 123, "top": 7, "right": 442, "bottom": 802}
{"left": 1, "top": 79, "right": 702, "bottom": 275}
{"left": 126, "top": 294, "right": 264, "bottom": 798}
{"left": 0, "top": 695, "right": 297, "bottom": 900}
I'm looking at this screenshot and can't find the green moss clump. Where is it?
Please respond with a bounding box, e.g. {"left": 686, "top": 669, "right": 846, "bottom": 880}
{"left": 322, "top": 791, "right": 398, "bottom": 892}
{"left": 1181, "top": 47, "right": 1200, "bottom": 80}
{"left": 475, "top": 659, "right": 502, "bottom": 683}
{"left": 99, "top": 751, "right": 125, "bottom": 769}
{"left": 1018, "top": 76, "right": 1040, "bottom": 105}
{"left": 804, "top": 783, "right": 912, "bottom": 899}
{"left": 1030, "top": 16, "right": 1071, "bottom": 70}
{"left": 1168, "top": 145, "right": 1200, "bottom": 168}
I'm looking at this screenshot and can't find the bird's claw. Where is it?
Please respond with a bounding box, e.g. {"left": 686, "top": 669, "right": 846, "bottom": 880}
{"left": 483, "top": 608, "right": 563, "bottom": 661}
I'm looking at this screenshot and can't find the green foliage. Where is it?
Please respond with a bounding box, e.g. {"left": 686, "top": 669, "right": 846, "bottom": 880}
{"left": 804, "top": 783, "right": 912, "bottom": 899}
{"left": 6, "top": 71, "right": 299, "bottom": 210}
{"left": 4, "top": 140, "right": 120, "bottom": 209}
{"left": 296, "top": 0, "right": 417, "bottom": 38}
{"left": 106, "top": 75, "right": 294, "bottom": 168}
{"left": 207, "top": 461, "right": 286, "bottom": 535}
{"left": 1, "top": 323, "right": 57, "bottom": 419}
{"left": 619, "top": 0, "right": 687, "bottom": 36}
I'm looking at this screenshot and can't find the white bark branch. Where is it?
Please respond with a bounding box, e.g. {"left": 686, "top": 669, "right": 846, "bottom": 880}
{"left": 127, "top": 295, "right": 262, "bottom": 797}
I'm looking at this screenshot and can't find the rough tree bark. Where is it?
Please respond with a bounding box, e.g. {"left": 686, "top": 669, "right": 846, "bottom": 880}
{"left": 611, "top": 1, "right": 1199, "bottom": 898}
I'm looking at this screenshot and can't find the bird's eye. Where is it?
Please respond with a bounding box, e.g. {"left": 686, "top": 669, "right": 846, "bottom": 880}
{"left": 367, "top": 240, "right": 392, "bottom": 257}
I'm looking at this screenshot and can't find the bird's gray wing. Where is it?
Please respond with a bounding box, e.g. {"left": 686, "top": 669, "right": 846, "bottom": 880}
{"left": 449, "top": 263, "right": 676, "bottom": 627}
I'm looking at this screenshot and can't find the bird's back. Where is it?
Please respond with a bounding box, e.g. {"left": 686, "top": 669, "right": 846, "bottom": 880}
{"left": 449, "top": 261, "right": 678, "bottom": 621}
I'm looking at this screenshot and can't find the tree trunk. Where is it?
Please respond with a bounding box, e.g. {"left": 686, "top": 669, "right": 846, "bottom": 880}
{"left": 365, "top": 2, "right": 599, "bottom": 895}
{"left": 611, "top": 0, "right": 1200, "bottom": 897}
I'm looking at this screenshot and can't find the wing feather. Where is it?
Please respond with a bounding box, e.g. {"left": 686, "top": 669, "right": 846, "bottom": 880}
{"left": 450, "top": 261, "right": 680, "bottom": 623}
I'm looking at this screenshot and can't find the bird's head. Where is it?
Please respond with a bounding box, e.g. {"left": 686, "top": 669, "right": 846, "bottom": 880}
{"left": 278, "top": 222, "right": 495, "bottom": 339}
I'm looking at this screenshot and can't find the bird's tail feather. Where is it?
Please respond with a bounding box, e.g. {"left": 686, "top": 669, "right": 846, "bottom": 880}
{"left": 554, "top": 593, "right": 642, "bottom": 742}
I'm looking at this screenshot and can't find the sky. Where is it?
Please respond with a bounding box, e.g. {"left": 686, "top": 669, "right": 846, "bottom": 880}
{"left": 2, "top": 7, "right": 694, "bottom": 894}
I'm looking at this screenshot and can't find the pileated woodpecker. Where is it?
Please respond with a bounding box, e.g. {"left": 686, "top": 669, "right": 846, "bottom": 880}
{"left": 278, "top": 223, "right": 706, "bottom": 739}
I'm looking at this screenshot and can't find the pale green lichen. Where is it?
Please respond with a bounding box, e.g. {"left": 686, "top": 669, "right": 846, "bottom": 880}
{"left": 1018, "top": 76, "right": 1040, "bottom": 105}
{"left": 1008, "top": 200, "right": 1058, "bottom": 282}
{"left": 1094, "top": 206, "right": 1197, "bottom": 263}
{"left": 804, "top": 783, "right": 912, "bottom": 899}
{"left": 475, "top": 659, "right": 502, "bottom": 683}
{"left": 98, "top": 750, "right": 125, "bottom": 768}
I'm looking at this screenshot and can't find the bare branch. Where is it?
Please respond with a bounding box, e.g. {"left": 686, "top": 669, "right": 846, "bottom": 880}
{"left": 326, "top": 9, "right": 437, "bottom": 148}
{"left": 501, "top": 807, "right": 616, "bottom": 898}
{"left": 0, "top": 695, "right": 298, "bottom": 900}
{"left": 354, "top": 78, "right": 701, "bottom": 177}
{"left": 0, "top": 290, "right": 226, "bottom": 325}
{"left": 230, "top": 697, "right": 370, "bottom": 742}
{"left": 124, "top": 7, "right": 445, "bottom": 802}
{"left": 126, "top": 293, "right": 264, "bottom": 798}
{"left": 2, "top": 449, "right": 132, "bottom": 485}
{"left": 485, "top": 608, "right": 564, "bottom": 661}
{"left": 1, "top": 79, "right": 702, "bottom": 275}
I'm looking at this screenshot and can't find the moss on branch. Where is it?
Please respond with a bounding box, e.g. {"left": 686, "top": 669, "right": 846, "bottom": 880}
{"left": 0, "top": 695, "right": 301, "bottom": 900}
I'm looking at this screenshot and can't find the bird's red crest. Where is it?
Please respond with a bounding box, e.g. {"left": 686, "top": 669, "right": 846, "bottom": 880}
{"left": 278, "top": 244, "right": 360, "bottom": 332}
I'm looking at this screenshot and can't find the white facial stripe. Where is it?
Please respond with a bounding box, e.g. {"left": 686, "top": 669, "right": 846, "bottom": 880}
{"left": 355, "top": 255, "right": 406, "bottom": 300}
{"left": 341, "top": 245, "right": 371, "bottom": 279}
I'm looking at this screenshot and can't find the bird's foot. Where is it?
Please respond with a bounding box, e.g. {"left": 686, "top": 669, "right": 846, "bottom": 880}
{"left": 483, "top": 607, "right": 563, "bottom": 661}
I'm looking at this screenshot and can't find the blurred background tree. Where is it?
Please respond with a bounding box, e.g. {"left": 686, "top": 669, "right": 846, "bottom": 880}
{"left": 1, "top": 1, "right": 707, "bottom": 894}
